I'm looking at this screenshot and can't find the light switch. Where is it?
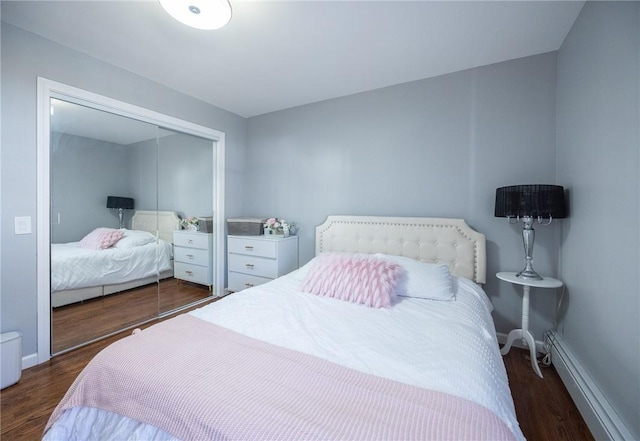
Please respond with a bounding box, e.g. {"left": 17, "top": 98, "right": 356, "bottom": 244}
{"left": 14, "top": 216, "right": 32, "bottom": 235}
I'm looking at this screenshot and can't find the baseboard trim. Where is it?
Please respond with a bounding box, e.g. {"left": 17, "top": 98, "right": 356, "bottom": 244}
{"left": 22, "top": 352, "right": 38, "bottom": 370}
{"left": 496, "top": 332, "right": 545, "bottom": 354}
{"left": 549, "top": 332, "right": 635, "bottom": 441}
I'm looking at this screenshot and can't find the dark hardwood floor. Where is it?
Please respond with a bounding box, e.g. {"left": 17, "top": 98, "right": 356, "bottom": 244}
{"left": 52, "top": 278, "right": 212, "bottom": 353}
{"left": 2, "top": 322, "right": 593, "bottom": 441}
{"left": 504, "top": 349, "right": 594, "bottom": 441}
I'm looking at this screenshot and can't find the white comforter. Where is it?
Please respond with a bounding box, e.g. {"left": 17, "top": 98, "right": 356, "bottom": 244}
{"left": 45, "top": 268, "right": 524, "bottom": 441}
{"left": 51, "top": 239, "right": 173, "bottom": 292}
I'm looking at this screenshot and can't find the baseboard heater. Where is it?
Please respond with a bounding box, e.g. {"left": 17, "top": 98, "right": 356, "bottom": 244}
{"left": 548, "top": 332, "right": 635, "bottom": 441}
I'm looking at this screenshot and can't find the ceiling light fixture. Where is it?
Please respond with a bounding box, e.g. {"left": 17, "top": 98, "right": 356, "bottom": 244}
{"left": 159, "top": 0, "right": 232, "bottom": 30}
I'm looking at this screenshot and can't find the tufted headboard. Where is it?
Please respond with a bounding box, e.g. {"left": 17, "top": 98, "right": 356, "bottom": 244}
{"left": 132, "top": 210, "right": 181, "bottom": 243}
{"left": 315, "top": 215, "right": 486, "bottom": 284}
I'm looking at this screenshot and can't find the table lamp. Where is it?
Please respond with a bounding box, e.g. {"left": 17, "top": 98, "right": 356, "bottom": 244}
{"left": 106, "top": 196, "right": 134, "bottom": 229}
{"left": 494, "top": 185, "right": 566, "bottom": 280}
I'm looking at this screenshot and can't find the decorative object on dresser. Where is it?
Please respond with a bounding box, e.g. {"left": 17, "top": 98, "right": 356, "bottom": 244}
{"left": 227, "top": 217, "right": 267, "bottom": 236}
{"left": 180, "top": 216, "right": 199, "bottom": 231}
{"left": 174, "top": 230, "right": 213, "bottom": 291}
{"left": 197, "top": 216, "right": 213, "bottom": 233}
{"left": 497, "top": 271, "right": 563, "bottom": 378}
{"left": 106, "top": 196, "right": 134, "bottom": 229}
{"left": 494, "top": 184, "right": 566, "bottom": 280}
{"left": 227, "top": 235, "right": 298, "bottom": 292}
{"left": 263, "top": 217, "right": 295, "bottom": 237}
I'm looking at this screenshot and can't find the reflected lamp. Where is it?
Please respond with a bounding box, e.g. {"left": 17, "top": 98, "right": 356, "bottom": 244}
{"left": 494, "top": 185, "right": 566, "bottom": 280}
{"left": 106, "top": 196, "right": 134, "bottom": 229}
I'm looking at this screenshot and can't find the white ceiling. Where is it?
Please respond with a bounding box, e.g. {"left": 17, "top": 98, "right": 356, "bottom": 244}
{"left": 50, "top": 99, "right": 162, "bottom": 145}
{"left": 2, "top": 1, "right": 585, "bottom": 118}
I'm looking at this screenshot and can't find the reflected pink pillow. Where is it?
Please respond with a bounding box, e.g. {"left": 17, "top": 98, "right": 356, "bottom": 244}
{"left": 78, "top": 228, "right": 124, "bottom": 250}
{"left": 301, "top": 254, "right": 401, "bottom": 308}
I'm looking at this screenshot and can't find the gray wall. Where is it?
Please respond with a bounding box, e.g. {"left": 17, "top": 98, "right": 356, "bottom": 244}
{"left": 556, "top": 2, "right": 640, "bottom": 437}
{"left": 245, "top": 52, "right": 561, "bottom": 338}
{"left": 127, "top": 137, "right": 159, "bottom": 214}
{"left": 0, "top": 23, "right": 247, "bottom": 356}
{"left": 51, "top": 132, "right": 131, "bottom": 242}
{"left": 129, "top": 132, "right": 214, "bottom": 219}
{"left": 51, "top": 130, "right": 215, "bottom": 244}
{"left": 158, "top": 132, "right": 214, "bottom": 219}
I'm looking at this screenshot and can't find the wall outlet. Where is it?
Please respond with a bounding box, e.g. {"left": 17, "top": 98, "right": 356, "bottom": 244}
{"left": 14, "top": 216, "right": 32, "bottom": 235}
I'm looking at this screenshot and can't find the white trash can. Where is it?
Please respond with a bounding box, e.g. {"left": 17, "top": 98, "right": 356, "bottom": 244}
{"left": 1, "top": 331, "right": 22, "bottom": 389}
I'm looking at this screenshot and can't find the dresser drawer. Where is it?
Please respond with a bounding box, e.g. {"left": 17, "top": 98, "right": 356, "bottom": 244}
{"left": 174, "top": 262, "right": 211, "bottom": 285}
{"left": 228, "top": 272, "right": 272, "bottom": 292}
{"left": 227, "top": 235, "right": 299, "bottom": 293}
{"left": 174, "top": 232, "right": 209, "bottom": 249}
{"left": 228, "top": 254, "right": 277, "bottom": 279}
{"left": 174, "top": 247, "right": 209, "bottom": 266}
{"left": 228, "top": 237, "right": 277, "bottom": 258}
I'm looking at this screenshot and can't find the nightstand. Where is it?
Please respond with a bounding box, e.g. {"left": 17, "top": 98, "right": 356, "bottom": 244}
{"left": 497, "top": 271, "right": 563, "bottom": 378}
{"left": 173, "top": 230, "right": 213, "bottom": 290}
{"left": 227, "top": 235, "right": 298, "bottom": 292}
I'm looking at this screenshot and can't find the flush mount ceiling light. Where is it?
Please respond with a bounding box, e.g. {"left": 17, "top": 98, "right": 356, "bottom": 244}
{"left": 159, "top": 0, "right": 232, "bottom": 30}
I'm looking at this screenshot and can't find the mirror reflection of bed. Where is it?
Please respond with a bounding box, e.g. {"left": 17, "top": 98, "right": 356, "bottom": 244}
{"left": 50, "top": 98, "right": 217, "bottom": 355}
{"left": 50, "top": 211, "right": 212, "bottom": 353}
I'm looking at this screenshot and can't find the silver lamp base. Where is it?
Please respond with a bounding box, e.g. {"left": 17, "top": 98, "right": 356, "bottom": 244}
{"left": 517, "top": 216, "right": 543, "bottom": 280}
{"left": 516, "top": 265, "right": 543, "bottom": 280}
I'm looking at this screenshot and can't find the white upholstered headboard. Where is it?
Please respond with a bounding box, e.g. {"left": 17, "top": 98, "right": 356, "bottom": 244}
{"left": 315, "top": 215, "right": 486, "bottom": 284}
{"left": 131, "top": 210, "right": 181, "bottom": 243}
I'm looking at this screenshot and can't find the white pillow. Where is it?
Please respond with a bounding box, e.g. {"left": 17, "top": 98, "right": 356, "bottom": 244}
{"left": 113, "top": 229, "right": 156, "bottom": 249}
{"left": 293, "top": 253, "right": 455, "bottom": 301}
{"left": 375, "top": 254, "right": 455, "bottom": 301}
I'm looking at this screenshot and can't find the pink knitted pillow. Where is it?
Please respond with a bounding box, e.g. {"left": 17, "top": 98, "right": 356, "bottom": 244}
{"left": 301, "top": 254, "right": 401, "bottom": 308}
{"left": 78, "top": 228, "right": 124, "bottom": 250}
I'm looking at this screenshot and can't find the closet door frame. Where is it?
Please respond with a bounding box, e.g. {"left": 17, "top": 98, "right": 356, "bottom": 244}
{"left": 36, "top": 77, "right": 226, "bottom": 364}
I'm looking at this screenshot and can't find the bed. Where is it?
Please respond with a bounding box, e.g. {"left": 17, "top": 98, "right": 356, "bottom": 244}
{"left": 43, "top": 215, "right": 524, "bottom": 440}
{"left": 51, "top": 210, "right": 180, "bottom": 307}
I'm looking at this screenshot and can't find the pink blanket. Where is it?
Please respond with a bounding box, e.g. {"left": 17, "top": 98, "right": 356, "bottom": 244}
{"left": 46, "top": 314, "right": 516, "bottom": 440}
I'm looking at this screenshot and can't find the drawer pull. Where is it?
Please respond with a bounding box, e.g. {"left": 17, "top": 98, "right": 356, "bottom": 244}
{"left": 244, "top": 245, "right": 254, "bottom": 250}
{"left": 245, "top": 283, "right": 254, "bottom": 288}
{"left": 188, "top": 239, "right": 194, "bottom": 244}
{"left": 185, "top": 270, "right": 193, "bottom": 276}
{"left": 186, "top": 254, "right": 194, "bottom": 259}
{"left": 245, "top": 263, "right": 254, "bottom": 268}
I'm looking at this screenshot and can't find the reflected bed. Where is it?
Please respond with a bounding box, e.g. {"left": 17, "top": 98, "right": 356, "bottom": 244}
{"left": 51, "top": 210, "right": 179, "bottom": 307}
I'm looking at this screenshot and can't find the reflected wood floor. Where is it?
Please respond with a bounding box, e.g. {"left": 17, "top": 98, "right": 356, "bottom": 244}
{"left": 52, "top": 278, "right": 211, "bottom": 353}
{"left": 2, "top": 336, "right": 593, "bottom": 440}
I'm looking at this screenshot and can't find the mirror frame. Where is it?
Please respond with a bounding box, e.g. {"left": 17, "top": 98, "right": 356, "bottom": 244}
{"left": 36, "top": 77, "right": 226, "bottom": 364}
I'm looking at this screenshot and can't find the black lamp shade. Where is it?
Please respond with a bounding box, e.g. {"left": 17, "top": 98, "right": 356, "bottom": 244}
{"left": 494, "top": 185, "right": 566, "bottom": 219}
{"left": 106, "top": 196, "right": 134, "bottom": 210}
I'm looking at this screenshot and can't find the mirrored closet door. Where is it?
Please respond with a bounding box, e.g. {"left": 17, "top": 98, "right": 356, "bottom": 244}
{"left": 156, "top": 129, "right": 215, "bottom": 314}
{"left": 50, "top": 99, "right": 215, "bottom": 354}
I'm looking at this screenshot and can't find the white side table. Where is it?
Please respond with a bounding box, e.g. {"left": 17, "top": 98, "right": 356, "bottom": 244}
{"left": 497, "top": 271, "right": 563, "bottom": 378}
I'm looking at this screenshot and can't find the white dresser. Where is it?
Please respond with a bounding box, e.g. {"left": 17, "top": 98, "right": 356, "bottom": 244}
{"left": 227, "top": 235, "right": 299, "bottom": 292}
{"left": 173, "top": 230, "right": 213, "bottom": 290}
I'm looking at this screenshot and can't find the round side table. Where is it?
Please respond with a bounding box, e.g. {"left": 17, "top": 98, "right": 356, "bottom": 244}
{"left": 497, "top": 271, "right": 563, "bottom": 378}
